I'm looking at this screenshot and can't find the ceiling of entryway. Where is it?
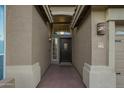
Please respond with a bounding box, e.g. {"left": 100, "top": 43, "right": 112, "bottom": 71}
{"left": 49, "top": 5, "right": 76, "bottom": 16}
{"left": 48, "top": 5, "right": 77, "bottom": 32}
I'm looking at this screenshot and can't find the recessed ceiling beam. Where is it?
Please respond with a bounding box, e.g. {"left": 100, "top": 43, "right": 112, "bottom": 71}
{"left": 71, "top": 5, "right": 85, "bottom": 28}
{"left": 43, "top": 5, "right": 53, "bottom": 23}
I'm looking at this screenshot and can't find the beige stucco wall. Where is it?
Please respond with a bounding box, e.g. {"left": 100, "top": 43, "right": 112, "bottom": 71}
{"left": 6, "top": 5, "right": 50, "bottom": 87}
{"left": 7, "top": 5, "right": 50, "bottom": 67}
{"left": 73, "top": 6, "right": 124, "bottom": 87}
{"left": 91, "top": 6, "right": 107, "bottom": 65}
{"left": 91, "top": 6, "right": 124, "bottom": 66}
{"left": 72, "top": 6, "right": 108, "bottom": 77}
{"left": 32, "top": 6, "right": 50, "bottom": 76}
{"left": 6, "top": 5, "right": 32, "bottom": 65}
{"left": 72, "top": 9, "right": 92, "bottom": 76}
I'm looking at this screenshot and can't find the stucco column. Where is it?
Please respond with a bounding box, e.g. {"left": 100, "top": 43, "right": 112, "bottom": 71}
{"left": 83, "top": 20, "right": 116, "bottom": 88}
{"left": 108, "top": 21, "right": 115, "bottom": 71}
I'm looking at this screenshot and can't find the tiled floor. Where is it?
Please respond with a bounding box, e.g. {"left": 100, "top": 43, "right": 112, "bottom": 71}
{"left": 37, "top": 64, "right": 86, "bottom": 88}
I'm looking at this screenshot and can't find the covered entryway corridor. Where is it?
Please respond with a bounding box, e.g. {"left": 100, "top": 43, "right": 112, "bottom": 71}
{"left": 1, "top": 5, "right": 124, "bottom": 88}
{"left": 35, "top": 6, "right": 85, "bottom": 88}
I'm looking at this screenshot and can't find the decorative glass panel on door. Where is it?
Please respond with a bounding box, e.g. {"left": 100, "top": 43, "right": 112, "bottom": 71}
{"left": 0, "top": 5, "right": 4, "bottom": 80}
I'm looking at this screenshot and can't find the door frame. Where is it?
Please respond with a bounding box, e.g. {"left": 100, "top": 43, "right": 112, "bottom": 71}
{"left": 3, "top": 5, "right": 6, "bottom": 79}
{"left": 51, "top": 36, "right": 60, "bottom": 64}
{"left": 0, "top": 5, "right": 6, "bottom": 79}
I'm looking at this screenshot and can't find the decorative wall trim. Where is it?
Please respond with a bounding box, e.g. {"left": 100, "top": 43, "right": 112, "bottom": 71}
{"left": 6, "top": 62, "right": 41, "bottom": 88}
{"left": 83, "top": 63, "right": 116, "bottom": 88}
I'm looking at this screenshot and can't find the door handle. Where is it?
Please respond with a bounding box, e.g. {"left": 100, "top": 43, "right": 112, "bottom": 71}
{"left": 116, "top": 72, "right": 121, "bottom": 75}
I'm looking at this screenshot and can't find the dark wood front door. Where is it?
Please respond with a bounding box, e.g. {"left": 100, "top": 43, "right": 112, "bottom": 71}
{"left": 60, "top": 38, "right": 72, "bottom": 63}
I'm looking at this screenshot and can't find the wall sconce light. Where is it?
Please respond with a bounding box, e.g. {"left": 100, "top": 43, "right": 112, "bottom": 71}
{"left": 49, "top": 37, "right": 52, "bottom": 41}
{"left": 97, "top": 22, "right": 107, "bottom": 35}
{"left": 60, "top": 32, "right": 64, "bottom": 35}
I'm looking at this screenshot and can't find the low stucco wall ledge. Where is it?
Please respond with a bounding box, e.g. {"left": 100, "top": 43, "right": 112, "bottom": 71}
{"left": 83, "top": 63, "right": 116, "bottom": 88}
